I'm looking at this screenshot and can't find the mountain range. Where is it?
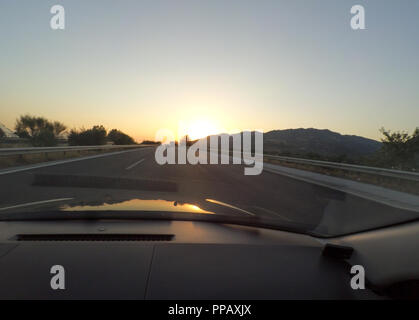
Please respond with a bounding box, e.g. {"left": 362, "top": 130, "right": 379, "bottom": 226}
{"left": 263, "top": 128, "right": 381, "bottom": 158}
{"left": 206, "top": 128, "right": 382, "bottom": 159}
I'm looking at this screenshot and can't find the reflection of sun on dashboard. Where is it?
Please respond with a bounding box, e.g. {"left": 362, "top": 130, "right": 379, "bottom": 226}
{"left": 186, "top": 119, "right": 220, "bottom": 140}
{"left": 62, "top": 199, "right": 214, "bottom": 214}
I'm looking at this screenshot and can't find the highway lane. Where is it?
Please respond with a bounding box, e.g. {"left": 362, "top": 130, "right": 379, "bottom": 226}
{"left": 0, "top": 147, "right": 416, "bottom": 231}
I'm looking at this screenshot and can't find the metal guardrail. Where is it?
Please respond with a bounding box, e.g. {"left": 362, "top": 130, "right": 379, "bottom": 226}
{"left": 0, "top": 145, "right": 150, "bottom": 156}
{"left": 1, "top": 145, "right": 417, "bottom": 182}
{"left": 264, "top": 154, "right": 419, "bottom": 182}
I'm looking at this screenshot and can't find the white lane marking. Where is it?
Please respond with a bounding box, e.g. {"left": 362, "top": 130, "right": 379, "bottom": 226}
{"left": 125, "top": 158, "right": 145, "bottom": 170}
{"left": 0, "top": 198, "right": 73, "bottom": 212}
{"left": 206, "top": 199, "right": 256, "bottom": 216}
{"left": 0, "top": 147, "right": 153, "bottom": 176}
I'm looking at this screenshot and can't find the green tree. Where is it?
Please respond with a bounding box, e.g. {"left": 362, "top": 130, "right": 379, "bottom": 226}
{"left": 52, "top": 121, "right": 67, "bottom": 137}
{"left": 14, "top": 115, "right": 67, "bottom": 146}
{"left": 378, "top": 127, "right": 419, "bottom": 170}
{"left": 0, "top": 128, "right": 4, "bottom": 139}
{"left": 107, "top": 129, "right": 136, "bottom": 145}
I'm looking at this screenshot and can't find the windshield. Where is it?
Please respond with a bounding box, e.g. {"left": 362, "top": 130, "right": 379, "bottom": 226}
{"left": 0, "top": 0, "right": 418, "bottom": 238}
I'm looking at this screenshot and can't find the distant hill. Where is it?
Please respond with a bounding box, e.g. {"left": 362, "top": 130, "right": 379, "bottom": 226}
{"left": 263, "top": 128, "right": 381, "bottom": 158}
{"left": 198, "top": 128, "right": 382, "bottom": 160}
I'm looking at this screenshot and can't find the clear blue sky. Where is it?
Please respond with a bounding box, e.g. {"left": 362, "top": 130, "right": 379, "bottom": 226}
{"left": 0, "top": 0, "right": 418, "bottom": 140}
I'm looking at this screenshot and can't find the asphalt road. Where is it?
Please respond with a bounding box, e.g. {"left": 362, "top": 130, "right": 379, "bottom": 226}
{"left": 0, "top": 147, "right": 415, "bottom": 232}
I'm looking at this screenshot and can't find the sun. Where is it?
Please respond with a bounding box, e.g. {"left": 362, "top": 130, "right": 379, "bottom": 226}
{"left": 184, "top": 119, "right": 220, "bottom": 140}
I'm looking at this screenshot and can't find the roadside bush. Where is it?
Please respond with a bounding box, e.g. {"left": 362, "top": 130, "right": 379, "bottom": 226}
{"left": 31, "top": 129, "right": 57, "bottom": 147}
{"left": 141, "top": 140, "right": 161, "bottom": 145}
{"left": 107, "top": 129, "right": 136, "bottom": 145}
{"left": 68, "top": 125, "right": 107, "bottom": 146}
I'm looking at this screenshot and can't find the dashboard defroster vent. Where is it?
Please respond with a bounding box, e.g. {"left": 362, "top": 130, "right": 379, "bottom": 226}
{"left": 14, "top": 234, "right": 174, "bottom": 241}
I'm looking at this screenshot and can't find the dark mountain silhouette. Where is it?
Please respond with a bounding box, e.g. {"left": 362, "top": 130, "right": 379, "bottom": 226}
{"left": 263, "top": 128, "right": 381, "bottom": 158}
{"left": 203, "top": 128, "right": 381, "bottom": 160}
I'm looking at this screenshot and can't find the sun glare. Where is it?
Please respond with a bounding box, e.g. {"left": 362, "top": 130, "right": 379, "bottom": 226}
{"left": 184, "top": 119, "right": 220, "bottom": 140}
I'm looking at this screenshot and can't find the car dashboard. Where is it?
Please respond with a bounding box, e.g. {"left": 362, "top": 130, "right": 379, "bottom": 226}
{"left": 1, "top": 218, "right": 415, "bottom": 299}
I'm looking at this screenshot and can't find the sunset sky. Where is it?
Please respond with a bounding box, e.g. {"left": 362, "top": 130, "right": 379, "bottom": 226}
{"left": 1, "top": 0, "right": 418, "bottom": 141}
